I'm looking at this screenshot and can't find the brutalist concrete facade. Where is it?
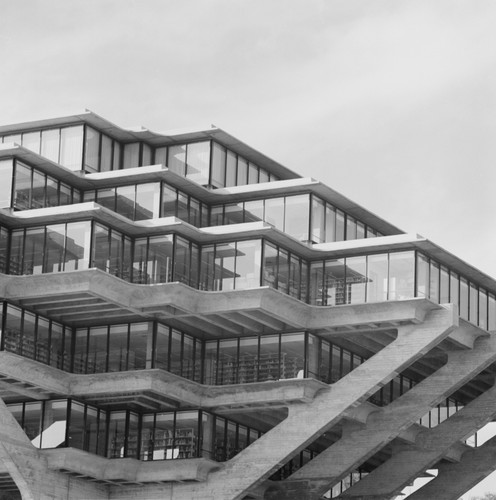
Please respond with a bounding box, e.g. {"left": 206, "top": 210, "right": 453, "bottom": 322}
{"left": 0, "top": 112, "right": 495, "bottom": 500}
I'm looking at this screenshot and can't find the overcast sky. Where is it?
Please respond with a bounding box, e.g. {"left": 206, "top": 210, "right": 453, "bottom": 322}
{"left": 1, "top": 0, "right": 496, "bottom": 496}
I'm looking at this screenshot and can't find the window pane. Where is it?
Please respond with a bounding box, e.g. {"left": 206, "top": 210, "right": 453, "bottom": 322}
{"left": 469, "top": 283, "right": 478, "bottom": 325}
{"left": 168, "top": 145, "right": 186, "bottom": 176}
{"left": 225, "top": 150, "right": 237, "bottom": 187}
{"left": 262, "top": 242, "right": 278, "bottom": 288}
{"left": 22, "top": 131, "right": 40, "bottom": 153}
{"left": 450, "top": 271, "right": 459, "bottom": 309}
{"left": 215, "top": 243, "right": 236, "bottom": 291}
{"left": 10, "top": 230, "right": 24, "bottom": 275}
{"left": 416, "top": 253, "right": 429, "bottom": 298}
{"left": 325, "top": 204, "right": 336, "bottom": 242}
{"left": 345, "top": 256, "right": 366, "bottom": 304}
{"left": 346, "top": 216, "right": 357, "bottom": 240}
{"left": 162, "top": 184, "right": 177, "bottom": 217}
{"left": 265, "top": 197, "right": 284, "bottom": 231}
{"left": 367, "top": 254, "right": 388, "bottom": 302}
{"left": 479, "top": 289, "right": 488, "bottom": 330}
{"left": 123, "top": 143, "right": 140, "bottom": 169}
{"left": 0, "top": 159, "right": 13, "bottom": 208}
{"left": 59, "top": 126, "right": 83, "bottom": 171}
{"left": 87, "top": 327, "right": 108, "bottom": 373}
{"left": 288, "top": 254, "right": 301, "bottom": 299}
{"left": 174, "top": 237, "right": 192, "bottom": 285}
{"left": 41, "top": 129, "right": 60, "bottom": 163}
{"left": 108, "top": 325, "right": 129, "bottom": 372}
{"left": 115, "top": 185, "right": 136, "bottom": 220}
{"left": 142, "top": 144, "right": 152, "bottom": 166}
{"left": 44, "top": 224, "right": 65, "bottom": 273}
{"left": 186, "top": 142, "right": 210, "bottom": 185}
{"left": 237, "top": 158, "right": 248, "bottom": 185}
{"left": 100, "top": 134, "right": 112, "bottom": 172}
{"left": 244, "top": 200, "right": 264, "bottom": 223}
{"left": 199, "top": 245, "right": 215, "bottom": 291}
{"left": 285, "top": 195, "right": 310, "bottom": 241}
{"left": 135, "top": 183, "right": 160, "bottom": 220}
{"left": 211, "top": 143, "right": 226, "bottom": 188}
{"left": 155, "top": 324, "right": 170, "bottom": 371}
{"left": 323, "top": 259, "right": 346, "bottom": 305}
{"left": 23, "top": 227, "right": 45, "bottom": 274}
{"left": 280, "top": 333, "right": 305, "bottom": 379}
{"left": 440, "top": 266, "right": 450, "bottom": 303}
{"left": 92, "top": 224, "right": 110, "bottom": 272}
{"left": 147, "top": 235, "right": 173, "bottom": 284}
{"left": 128, "top": 323, "right": 148, "bottom": 370}
{"left": 430, "top": 261, "right": 440, "bottom": 303}
{"left": 308, "top": 261, "right": 324, "bottom": 305}
{"left": 13, "top": 162, "right": 32, "bottom": 210}
{"left": 155, "top": 146, "right": 167, "bottom": 165}
{"left": 84, "top": 126, "right": 100, "bottom": 172}
{"left": 234, "top": 240, "right": 261, "bottom": 289}
{"left": 96, "top": 188, "right": 116, "bottom": 211}
{"left": 389, "top": 251, "right": 415, "bottom": 300}
{"left": 489, "top": 294, "right": 496, "bottom": 331}
{"left": 31, "top": 170, "right": 46, "bottom": 209}
{"left": 247, "top": 163, "right": 259, "bottom": 184}
{"left": 45, "top": 178, "right": 59, "bottom": 207}
{"left": 459, "top": 278, "right": 469, "bottom": 320}
{"left": 335, "top": 210, "right": 345, "bottom": 241}
{"left": 65, "top": 221, "right": 91, "bottom": 271}
{"left": 277, "top": 249, "right": 289, "bottom": 294}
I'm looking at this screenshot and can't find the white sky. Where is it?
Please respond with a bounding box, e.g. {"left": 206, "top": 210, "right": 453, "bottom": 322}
{"left": 1, "top": 0, "right": 496, "bottom": 496}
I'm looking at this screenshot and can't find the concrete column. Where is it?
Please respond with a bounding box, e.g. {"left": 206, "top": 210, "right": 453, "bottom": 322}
{"left": 337, "top": 381, "right": 496, "bottom": 499}
{"left": 169, "top": 306, "right": 456, "bottom": 500}
{"left": 268, "top": 327, "right": 496, "bottom": 500}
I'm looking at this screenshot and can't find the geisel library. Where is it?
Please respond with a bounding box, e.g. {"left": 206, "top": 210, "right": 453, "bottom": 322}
{"left": 1, "top": 112, "right": 496, "bottom": 500}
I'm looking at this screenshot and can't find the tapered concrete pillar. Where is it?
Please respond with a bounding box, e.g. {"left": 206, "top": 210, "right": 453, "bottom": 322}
{"left": 0, "top": 397, "right": 108, "bottom": 500}
{"left": 266, "top": 323, "right": 496, "bottom": 500}
{"left": 406, "top": 434, "right": 496, "bottom": 500}
{"left": 169, "top": 306, "right": 456, "bottom": 500}
{"left": 337, "top": 381, "right": 496, "bottom": 499}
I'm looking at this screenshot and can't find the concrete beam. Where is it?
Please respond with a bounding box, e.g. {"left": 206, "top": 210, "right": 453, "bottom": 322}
{"left": 337, "top": 382, "right": 496, "bottom": 499}
{"left": 406, "top": 434, "right": 496, "bottom": 500}
{"left": 44, "top": 448, "right": 221, "bottom": 483}
{"left": 168, "top": 306, "right": 456, "bottom": 500}
{"left": 267, "top": 323, "right": 495, "bottom": 500}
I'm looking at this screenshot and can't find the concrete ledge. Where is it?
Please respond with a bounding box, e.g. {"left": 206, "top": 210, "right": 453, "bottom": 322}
{"left": 43, "top": 448, "right": 221, "bottom": 483}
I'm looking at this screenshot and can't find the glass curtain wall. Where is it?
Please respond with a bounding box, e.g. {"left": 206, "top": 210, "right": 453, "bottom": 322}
{"left": 8, "top": 401, "right": 262, "bottom": 463}
{"left": 2, "top": 126, "right": 84, "bottom": 171}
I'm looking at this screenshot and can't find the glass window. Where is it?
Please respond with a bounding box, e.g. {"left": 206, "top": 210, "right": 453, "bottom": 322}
{"left": 247, "top": 163, "right": 259, "bottom": 184}
{"left": 123, "top": 143, "right": 140, "bottom": 169}
{"left": 224, "top": 203, "right": 244, "bottom": 225}
{"left": 59, "top": 183, "right": 73, "bottom": 206}
{"left": 367, "top": 254, "right": 388, "bottom": 303}
{"left": 91, "top": 223, "right": 110, "bottom": 273}
{"left": 186, "top": 142, "right": 210, "bottom": 185}
{"left": 96, "top": 188, "right": 116, "bottom": 211}
{"left": 66, "top": 221, "right": 90, "bottom": 271}
{"left": 356, "top": 221, "right": 365, "bottom": 240}
{"left": 44, "top": 224, "right": 65, "bottom": 273}
{"left": 211, "top": 143, "right": 226, "bottom": 188}
{"left": 161, "top": 184, "right": 177, "bottom": 218}
{"left": 289, "top": 254, "right": 302, "bottom": 299}
{"left": 479, "top": 289, "right": 488, "bottom": 330}
{"left": 155, "top": 324, "right": 170, "bottom": 371}
{"left": 155, "top": 146, "right": 167, "bottom": 166}
{"left": 31, "top": 170, "right": 46, "bottom": 209}
{"left": 135, "top": 183, "right": 160, "bottom": 220}
{"left": 100, "top": 134, "right": 113, "bottom": 172}
{"left": 244, "top": 200, "right": 264, "bottom": 223}
{"left": 262, "top": 242, "right": 278, "bottom": 288}
{"left": 323, "top": 259, "right": 346, "bottom": 305}
{"left": 308, "top": 261, "right": 324, "bottom": 305}
{"left": 109, "top": 230, "right": 123, "bottom": 278}
{"left": 147, "top": 235, "right": 173, "bottom": 284}
{"left": 459, "top": 278, "right": 469, "bottom": 320}
{"left": 22, "top": 131, "right": 41, "bottom": 153}
{"left": 280, "top": 333, "right": 305, "bottom": 379}
{"left": 199, "top": 245, "right": 215, "bottom": 291}
{"left": 108, "top": 411, "right": 127, "bottom": 458}
{"left": 335, "top": 210, "right": 345, "bottom": 241}
{"left": 0, "top": 159, "right": 13, "bottom": 208}
{"left": 325, "top": 204, "right": 336, "bottom": 242}
{"left": 215, "top": 243, "right": 236, "bottom": 291}
{"left": 450, "top": 271, "right": 459, "bottom": 309}
{"left": 489, "top": 294, "right": 496, "bottom": 331}
{"left": 13, "top": 162, "right": 32, "bottom": 210}
{"left": 346, "top": 216, "right": 357, "bottom": 240}
{"left": 87, "top": 327, "right": 108, "bottom": 373}
{"left": 23, "top": 227, "right": 45, "bottom": 274}
{"left": 74, "top": 329, "right": 88, "bottom": 373}
{"left": 259, "top": 335, "right": 280, "bottom": 381}
{"left": 469, "top": 283, "right": 478, "bottom": 325}
{"left": 285, "top": 195, "right": 310, "bottom": 241}
{"left": 259, "top": 169, "right": 269, "bottom": 183}
{"left": 176, "top": 193, "right": 189, "bottom": 222}
{"left": 3, "top": 305, "right": 22, "bottom": 356}
{"left": 237, "top": 158, "right": 248, "bottom": 185}
{"left": 389, "top": 251, "right": 415, "bottom": 300}
{"left": 142, "top": 144, "right": 152, "bottom": 166}
{"left": 430, "top": 261, "right": 440, "bottom": 303}
{"left": 168, "top": 145, "right": 186, "bottom": 176}
{"left": 440, "top": 266, "right": 450, "bottom": 303}
{"left": 204, "top": 341, "right": 219, "bottom": 385}
{"left": 234, "top": 240, "right": 261, "bottom": 289}
{"left": 108, "top": 324, "right": 129, "bottom": 372}
{"left": 225, "top": 150, "right": 237, "bottom": 187}
{"left": 277, "top": 249, "right": 289, "bottom": 294}
{"left": 84, "top": 126, "right": 100, "bottom": 172}
{"left": 45, "top": 178, "right": 59, "bottom": 207}
{"left": 128, "top": 323, "right": 148, "bottom": 370}
{"left": 10, "top": 229, "right": 24, "bottom": 275}
{"left": 59, "top": 126, "right": 83, "bottom": 171}
{"left": 115, "top": 185, "right": 136, "bottom": 220}
{"left": 38, "top": 400, "right": 68, "bottom": 450}
{"left": 41, "top": 129, "right": 60, "bottom": 163}
{"left": 265, "top": 197, "right": 284, "bottom": 232}
{"left": 239, "top": 337, "right": 259, "bottom": 384}
{"left": 416, "top": 253, "right": 430, "bottom": 298}
{"left": 346, "top": 256, "right": 367, "bottom": 304}
{"left": 174, "top": 237, "right": 192, "bottom": 286}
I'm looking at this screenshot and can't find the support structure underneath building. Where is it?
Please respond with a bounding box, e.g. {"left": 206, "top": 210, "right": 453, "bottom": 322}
{"left": 1, "top": 111, "right": 496, "bottom": 499}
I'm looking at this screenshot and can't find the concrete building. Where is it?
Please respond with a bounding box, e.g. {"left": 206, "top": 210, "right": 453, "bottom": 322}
{"left": 0, "top": 111, "right": 495, "bottom": 500}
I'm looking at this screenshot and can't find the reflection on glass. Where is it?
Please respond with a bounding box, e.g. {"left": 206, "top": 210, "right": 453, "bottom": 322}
{"left": 0, "top": 160, "right": 13, "bottom": 208}
{"left": 186, "top": 142, "right": 210, "bottom": 185}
